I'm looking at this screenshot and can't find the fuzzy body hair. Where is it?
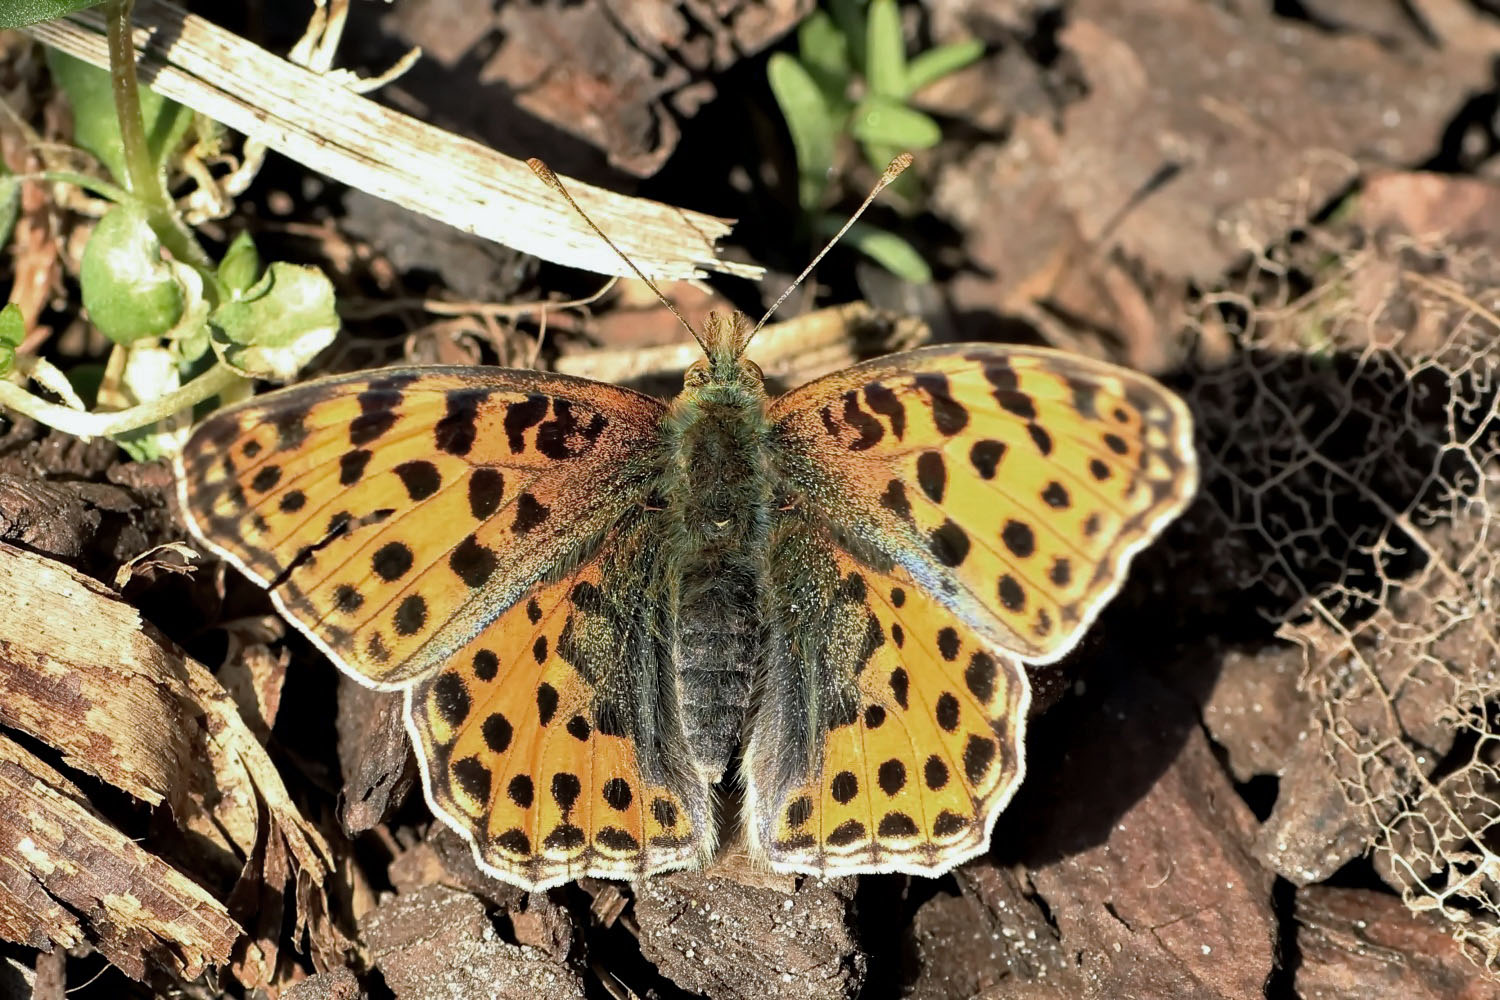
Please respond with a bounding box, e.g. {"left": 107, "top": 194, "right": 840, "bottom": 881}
{"left": 656, "top": 314, "right": 774, "bottom": 782}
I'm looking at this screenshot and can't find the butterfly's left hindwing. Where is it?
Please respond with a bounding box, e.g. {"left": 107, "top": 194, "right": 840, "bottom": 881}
{"left": 409, "top": 513, "right": 712, "bottom": 889}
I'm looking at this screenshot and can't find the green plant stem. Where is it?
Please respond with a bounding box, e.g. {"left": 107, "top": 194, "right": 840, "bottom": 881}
{"left": 0, "top": 360, "right": 243, "bottom": 437}
{"left": 19, "top": 168, "right": 131, "bottom": 203}
{"left": 105, "top": 0, "right": 212, "bottom": 273}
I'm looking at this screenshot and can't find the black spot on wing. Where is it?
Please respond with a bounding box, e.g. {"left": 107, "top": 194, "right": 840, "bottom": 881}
{"left": 450, "top": 534, "right": 498, "bottom": 587}
{"left": 339, "top": 449, "right": 372, "bottom": 485}
{"left": 537, "top": 399, "right": 608, "bottom": 459}
{"left": 969, "top": 439, "right": 1005, "bottom": 479}
{"left": 913, "top": 373, "right": 968, "bottom": 435}
{"left": 862, "top": 383, "right": 906, "bottom": 440}
{"left": 916, "top": 451, "right": 946, "bottom": 503}
{"left": 880, "top": 480, "right": 913, "bottom": 522}
{"left": 350, "top": 382, "right": 407, "bottom": 445}
{"left": 1073, "top": 383, "right": 1099, "bottom": 420}
{"left": 394, "top": 460, "right": 441, "bottom": 501}
{"left": 273, "top": 410, "right": 309, "bottom": 450}
{"left": 1002, "top": 520, "right": 1036, "bottom": 559}
{"left": 468, "top": 468, "right": 504, "bottom": 519}
{"left": 503, "top": 395, "right": 549, "bottom": 453}
{"left": 435, "top": 389, "right": 490, "bottom": 456}
{"left": 250, "top": 465, "right": 281, "bottom": 492}
{"left": 512, "top": 493, "right": 550, "bottom": 533}
{"left": 930, "top": 520, "right": 970, "bottom": 567}
{"left": 841, "top": 390, "right": 885, "bottom": 450}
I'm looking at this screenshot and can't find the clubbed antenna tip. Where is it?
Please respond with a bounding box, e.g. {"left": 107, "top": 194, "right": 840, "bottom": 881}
{"left": 749, "top": 154, "right": 915, "bottom": 344}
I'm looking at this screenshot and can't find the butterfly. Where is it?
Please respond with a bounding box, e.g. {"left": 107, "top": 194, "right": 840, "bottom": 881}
{"left": 175, "top": 163, "right": 1197, "bottom": 892}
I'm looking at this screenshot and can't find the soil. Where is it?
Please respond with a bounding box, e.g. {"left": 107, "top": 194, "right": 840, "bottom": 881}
{"left": 5, "top": 1, "right": 1500, "bottom": 998}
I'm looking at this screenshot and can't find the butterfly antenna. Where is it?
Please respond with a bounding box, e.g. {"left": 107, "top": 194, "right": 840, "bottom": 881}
{"left": 526, "top": 158, "right": 707, "bottom": 352}
{"left": 748, "top": 153, "right": 914, "bottom": 344}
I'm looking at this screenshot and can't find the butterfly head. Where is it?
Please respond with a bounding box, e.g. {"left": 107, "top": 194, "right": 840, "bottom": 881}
{"left": 683, "top": 310, "right": 764, "bottom": 392}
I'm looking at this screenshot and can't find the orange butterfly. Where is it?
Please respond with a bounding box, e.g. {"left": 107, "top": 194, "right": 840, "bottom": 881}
{"left": 177, "top": 159, "right": 1196, "bottom": 890}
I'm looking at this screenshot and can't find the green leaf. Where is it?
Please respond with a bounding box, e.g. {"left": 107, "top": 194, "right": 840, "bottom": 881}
{"left": 904, "top": 39, "right": 985, "bottom": 95}
{"left": 0, "top": 162, "right": 18, "bottom": 252}
{"left": 850, "top": 96, "right": 941, "bottom": 149}
{"left": 0, "top": 0, "right": 106, "bottom": 28}
{"left": 768, "top": 53, "right": 837, "bottom": 213}
{"left": 81, "top": 203, "right": 185, "bottom": 345}
{"left": 209, "top": 262, "right": 338, "bottom": 381}
{"left": 828, "top": 0, "right": 867, "bottom": 73}
{"left": 865, "top": 0, "right": 906, "bottom": 99}
{"left": 797, "top": 10, "right": 851, "bottom": 101}
{"left": 218, "top": 230, "right": 262, "bottom": 294}
{"left": 109, "top": 343, "right": 183, "bottom": 460}
{"left": 0, "top": 302, "right": 25, "bottom": 376}
{"left": 45, "top": 48, "right": 194, "bottom": 188}
{"left": 817, "top": 218, "right": 931, "bottom": 283}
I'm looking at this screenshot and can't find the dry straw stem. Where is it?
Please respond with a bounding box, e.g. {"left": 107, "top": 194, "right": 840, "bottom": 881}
{"left": 26, "top": 1, "right": 764, "bottom": 283}
{"left": 555, "top": 301, "right": 930, "bottom": 385}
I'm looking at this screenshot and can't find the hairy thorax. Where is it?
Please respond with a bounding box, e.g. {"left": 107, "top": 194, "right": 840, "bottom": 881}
{"left": 659, "top": 377, "right": 774, "bottom": 783}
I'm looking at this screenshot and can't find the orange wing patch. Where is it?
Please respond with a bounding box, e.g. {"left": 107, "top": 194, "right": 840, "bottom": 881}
{"left": 408, "top": 546, "right": 706, "bottom": 889}
{"left": 176, "top": 367, "right": 664, "bottom": 686}
{"left": 177, "top": 367, "right": 712, "bottom": 890}
{"left": 770, "top": 343, "right": 1197, "bottom": 664}
{"left": 747, "top": 539, "right": 1026, "bottom": 875}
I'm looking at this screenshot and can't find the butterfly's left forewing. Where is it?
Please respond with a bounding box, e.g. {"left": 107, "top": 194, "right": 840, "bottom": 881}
{"left": 747, "top": 343, "right": 1196, "bottom": 876}
{"left": 178, "top": 367, "right": 661, "bottom": 686}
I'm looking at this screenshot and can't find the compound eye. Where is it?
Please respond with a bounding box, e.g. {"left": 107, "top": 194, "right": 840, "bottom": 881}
{"left": 743, "top": 359, "right": 764, "bottom": 380}
{"left": 684, "top": 360, "right": 710, "bottom": 387}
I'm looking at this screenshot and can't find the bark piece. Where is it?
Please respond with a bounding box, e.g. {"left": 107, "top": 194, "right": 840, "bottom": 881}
{"left": 999, "top": 667, "right": 1276, "bottom": 999}
{"left": 282, "top": 966, "right": 363, "bottom": 1000}
{"left": 0, "top": 734, "right": 240, "bottom": 980}
{"left": 1201, "top": 644, "right": 1312, "bottom": 781}
{"left": 360, "top": 884, "right": 582, "bottom": 999}
{"left": 633, "top": 871, "right": 862, "bottom": 1000}
{"left": 1254, "top": 728, "right": 1376, "bottom": 886}
{"left": 908, "top": 860, "right": 1084, "bottom": 999}
{"left": 937, "top": 0, "right": 1490, "bottom": 361}
{"left": 481, "top": 0, "right": 809, "bottom": 175}
{"left": 381, "top": 0, "right": 494, "bottom": 68}
{"left": 1296, "top": 886, "right": 1495, "bottom": 999}
{"left": 336, "top": 676, "right": 413, "bottom": 836}
{"left": 0, "top": 542, "right": 341, "bottom": 983}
